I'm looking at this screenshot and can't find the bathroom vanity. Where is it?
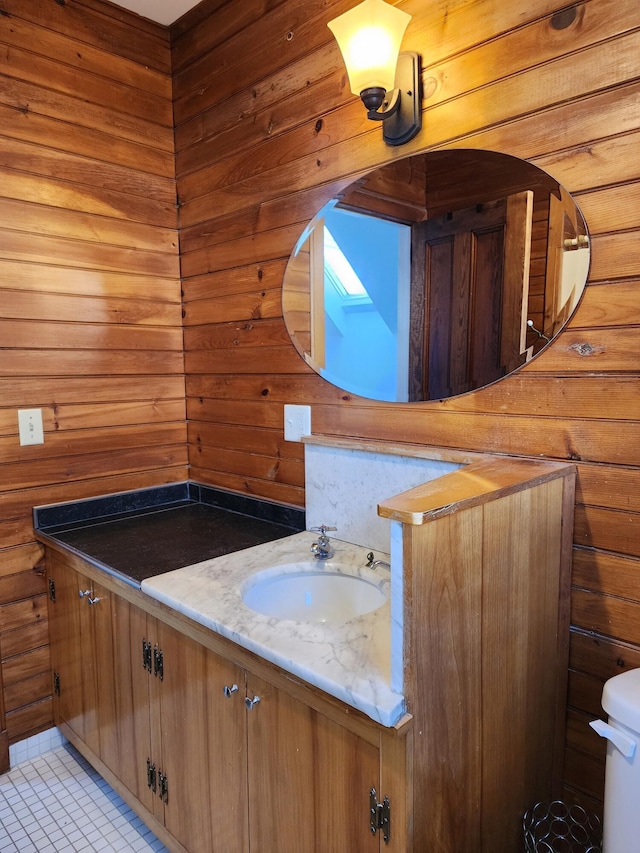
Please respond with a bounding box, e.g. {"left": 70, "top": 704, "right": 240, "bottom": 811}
{"left": 37, "top": 442, "right": 575, "bottom": 853}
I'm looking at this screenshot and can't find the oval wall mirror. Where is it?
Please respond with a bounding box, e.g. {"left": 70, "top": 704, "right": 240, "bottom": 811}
{"left": 282, "top": 149, "right": 590, "bottom": 402}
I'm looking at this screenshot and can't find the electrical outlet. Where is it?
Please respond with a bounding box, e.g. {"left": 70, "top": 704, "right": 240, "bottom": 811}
{"left": 18, "top": 409, "right": 44, "bottom": 446}
{"left": 284, "top": 404, "right": 311, "bottom": 442}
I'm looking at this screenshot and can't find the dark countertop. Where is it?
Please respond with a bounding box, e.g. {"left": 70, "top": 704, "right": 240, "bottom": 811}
{"left": 34, "top": 482, "right": 305, "bottom": 586}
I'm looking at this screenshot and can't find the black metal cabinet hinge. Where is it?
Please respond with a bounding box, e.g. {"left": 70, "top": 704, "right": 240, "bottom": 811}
{"left": 158, "top": 770, "right": 168, "bottom": 804}
{"left": 370, "top": 787, "right": 391, "bottom": 844}
{"left": 142, "top": 639, "right": 152, "bottom": 673}
{"left": 142, "top": 640, "right": 163, "bottom": 679}
{"left": 147, "top": 758, "right": 157, "bottom": 793}
{"left": 48, "top": 578, "right": 56, "bottom": 602}
{"left": 53, "top": 671, "right": 60, "bottom": 696}
{"left": 153, "top": 645, "right": 163, "bottom": 681}
{"left": 147, "top": 758, "right": 168, "bottom": 804}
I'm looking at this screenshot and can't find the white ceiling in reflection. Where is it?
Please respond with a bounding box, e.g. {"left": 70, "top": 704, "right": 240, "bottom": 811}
{"left": 109, "top": 0, "right": 201, "bottom": 25}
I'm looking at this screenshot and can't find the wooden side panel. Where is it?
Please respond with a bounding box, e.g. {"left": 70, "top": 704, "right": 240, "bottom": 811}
{"left": 404, "top": 476, "right": 571, "bottom": 851}
{"left": 0, "top": 0, "right": 184, "bottom": 748}
{"left": 404, "top": 507, "right": 484, "bottom": 851}
{"left": 480, "top": 479, "right": 566, "bottom": 850}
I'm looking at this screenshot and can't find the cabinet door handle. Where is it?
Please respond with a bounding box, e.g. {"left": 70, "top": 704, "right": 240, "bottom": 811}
{"left": 78, "top": 589, "right": 91, "bottom": 599}
{"left": 87, "top": 596, "right": 101, "bottom": 606}
{"left": 245, "top": 695, "right": 261, "bottom": 710}
{"left": 223, "top": 684, "right": 239, "bottom": 698}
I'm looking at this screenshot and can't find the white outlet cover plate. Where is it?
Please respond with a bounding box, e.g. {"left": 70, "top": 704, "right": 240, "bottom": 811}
{"left": 284, "top": 405, "right": 311, "bottom": 442}
{"left": 18, "top": 408, "right": 44, "bottom": 446}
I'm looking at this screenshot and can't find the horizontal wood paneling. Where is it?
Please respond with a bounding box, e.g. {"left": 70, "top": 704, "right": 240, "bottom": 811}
{"left": 6, "top": 698, "right": 53, "bottom": 745}
{"left": 0, "top": 0, "right": 172, "bottom": 73}
{"left": 0, "top": 198, "right": 178, "bottom": 253}
{"left": 0, "top": 291, "right": 181, "bottom": 327}
{"left": 0, "top": 162, "right": 176, "bottom": 228}
{"left": 1, "top": 0, "right": 637, "bottom": 814}
{"left": 0, "top": 0, "right": 183, "bottom": 745}
{"left": 0, "top": 351, "right": 184, "bottom": 377}
{"left": 0, "top": 262, "right": 179, "bottom": 299}
{"left": 0, "top": 320, "right": 181, "bottom": 351}
{"left": 0, "top": 102, "right": 175, "bottom": 177}
{"left": 174, "top": 0, "right": 640, "bottom": 812}
{"left": 0, "top": 376, "right": 186, "bottom": 407}
{"left": 0, "top": 616, "right": 48, "bottom": 659}
{"left": 187, "top": 422, "right": 303, "bottom": 460}
{"left": 0, "top": 570, "right": 46, "bottom": 606}
{"left": 0, "top": 597, "right": 48, "bottom": 636}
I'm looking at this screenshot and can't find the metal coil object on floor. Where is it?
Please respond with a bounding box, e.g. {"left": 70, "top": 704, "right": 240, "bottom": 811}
{"left": 523, "top": 800, "right": 602, "bottom": 853}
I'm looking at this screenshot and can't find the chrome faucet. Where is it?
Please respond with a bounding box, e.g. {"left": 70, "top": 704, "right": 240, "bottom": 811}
{"left": 310, "top": 525, "right": 336, "bottom": 560}
{"left": 366, "top": 551, "right": 390, "bottom": 571}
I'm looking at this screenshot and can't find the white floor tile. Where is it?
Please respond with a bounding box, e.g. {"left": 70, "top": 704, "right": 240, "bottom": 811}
{"left": 0, "top": 744, "right": 169, "bottom": 853}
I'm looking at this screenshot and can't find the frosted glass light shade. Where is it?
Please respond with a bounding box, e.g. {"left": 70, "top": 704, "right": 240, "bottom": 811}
{"left": 328, "top": 0, "right": 411, "bottom": 95}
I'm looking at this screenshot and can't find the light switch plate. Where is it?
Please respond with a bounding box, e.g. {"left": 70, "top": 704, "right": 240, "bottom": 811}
{"left": 284, "top": 404, "right": 311, "bottom": 442}
{"left": 18, "top": 408, "right": 44, "bottom": 446}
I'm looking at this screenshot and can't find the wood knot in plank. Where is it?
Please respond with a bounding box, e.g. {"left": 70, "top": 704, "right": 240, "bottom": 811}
{"left": 267, "top": 460, "right": 280, "bottom": 480}
{"left": 551, "top": 6, "right": 577, "bottom": 29}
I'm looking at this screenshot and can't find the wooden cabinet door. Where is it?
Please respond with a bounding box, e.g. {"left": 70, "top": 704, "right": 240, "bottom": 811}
{"left": 109, "top": 595, "right": 157, "bottom": 816}
{"left": 245, "top": 673, "right": 381, "bottom": 853}
{"left": 155, "top": 620, "right": 249, "bottom": 853}
{"left": 46, "top": 555, "right": 100, "bottom": 754}
{"left": 91, "top": 579, "right": 118, "bottom": 772}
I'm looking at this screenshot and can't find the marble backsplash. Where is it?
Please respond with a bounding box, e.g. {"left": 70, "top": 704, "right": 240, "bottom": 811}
{"left": 304, "top": 442, "right": 461, "bottom": 553}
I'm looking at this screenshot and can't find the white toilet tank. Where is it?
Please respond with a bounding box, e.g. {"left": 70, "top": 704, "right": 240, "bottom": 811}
{"left": 590, "top": 668, "right": 640, "bottom": 852}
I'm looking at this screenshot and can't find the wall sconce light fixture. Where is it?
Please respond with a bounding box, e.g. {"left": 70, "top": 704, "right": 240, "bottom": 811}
{"left": 328, "top": 0, "right": 421, "bottom": 146}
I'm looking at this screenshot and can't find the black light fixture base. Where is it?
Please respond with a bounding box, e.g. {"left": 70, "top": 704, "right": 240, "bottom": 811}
{"left": 370, "top": 51, "right": 422, "bottom": 146}
{"left": 360, "top": 86, "right": 387, "bottom": 113}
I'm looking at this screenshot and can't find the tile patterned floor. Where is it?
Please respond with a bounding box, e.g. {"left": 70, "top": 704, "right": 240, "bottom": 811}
{"left": 0, "top": 741, "right": 169, "bottom": 852}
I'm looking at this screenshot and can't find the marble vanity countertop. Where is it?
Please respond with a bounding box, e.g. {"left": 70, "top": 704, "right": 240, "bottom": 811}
{"left": 141, "top": 531, "right": 405, "bottom": 727}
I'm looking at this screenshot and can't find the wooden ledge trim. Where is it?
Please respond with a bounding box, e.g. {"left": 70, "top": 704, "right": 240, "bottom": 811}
{"left": 377, "top": 456, "right": 576, "bottom": 525}
{"left": 302, "top": 434, "right": 486, "bottom": 465}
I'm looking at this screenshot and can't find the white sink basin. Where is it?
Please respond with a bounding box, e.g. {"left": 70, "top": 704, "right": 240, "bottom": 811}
{"left": 241, "top": 561, "right": 389, "bottom": 623}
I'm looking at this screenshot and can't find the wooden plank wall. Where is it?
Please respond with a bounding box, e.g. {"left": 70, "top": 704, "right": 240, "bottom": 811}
{"left": 174, "top": 0, "right": 640, "bottom": 809}
{"left": 0, "top": 0, "right": 185, "bottom": 751}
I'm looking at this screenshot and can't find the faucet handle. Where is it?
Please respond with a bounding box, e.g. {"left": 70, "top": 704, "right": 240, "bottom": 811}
{"left": 311, "top": 525, "right": 337, "bottom": 545}
{"left": 309, "top": 525, "right": 336, "bottom": 559}
{"left": 366, "top": 552, "right": 391, "bottom": 571}
{"left": 310, "top": 525, "right": 337, "bottom": 535}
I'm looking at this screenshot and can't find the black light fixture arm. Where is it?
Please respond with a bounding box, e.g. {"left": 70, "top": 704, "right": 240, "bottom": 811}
{"left": 362, "top": 86, "right": 402, "bottom": 121}
{"left": 359, "top": 52, "right": 422, "bottom": 146}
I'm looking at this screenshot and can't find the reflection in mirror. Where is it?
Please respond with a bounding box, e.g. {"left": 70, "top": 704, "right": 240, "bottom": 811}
{"left": 282, "top": 149, "right": 590, "bottom": 402}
